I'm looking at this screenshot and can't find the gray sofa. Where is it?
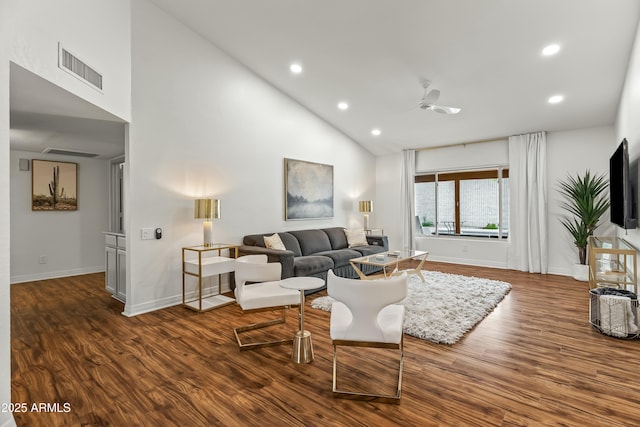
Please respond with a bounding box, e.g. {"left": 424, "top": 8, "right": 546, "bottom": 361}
{"left": 237, "top": 227, "right": 388, "bottom": 291}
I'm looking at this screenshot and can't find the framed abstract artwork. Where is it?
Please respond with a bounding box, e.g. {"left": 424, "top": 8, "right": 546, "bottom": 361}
{"left": 32, "top": 159, "right": 78, "bottom": 211}
{"left": 284, "top": 158, "right": 333, "bottom": 220}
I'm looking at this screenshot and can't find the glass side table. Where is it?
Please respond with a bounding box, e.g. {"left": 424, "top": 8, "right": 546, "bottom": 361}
{"left": 588, "top": 236, "right": 637, "bottom": 294}
{"left": 364, "top": 228, "right": 384, "bottom": 235}
{"left": 182, "top": 244, "right": 238, "bottom": 313}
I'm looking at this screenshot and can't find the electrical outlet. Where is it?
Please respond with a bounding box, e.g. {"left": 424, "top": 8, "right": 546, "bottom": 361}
{"left": 141, "top": 228, "right": 155, "bottom": 240}
{"left": 38, "top": 255, "right": 47, "bottom": 264}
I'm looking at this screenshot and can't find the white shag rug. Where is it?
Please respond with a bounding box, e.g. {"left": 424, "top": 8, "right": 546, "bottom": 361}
{"left": 311, "top": 271, "right": 511, "bottom": 345}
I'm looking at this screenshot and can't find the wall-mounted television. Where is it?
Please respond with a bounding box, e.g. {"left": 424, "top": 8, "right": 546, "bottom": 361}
{"left": 609, "top": 138, "right": 637, "bottom": 229}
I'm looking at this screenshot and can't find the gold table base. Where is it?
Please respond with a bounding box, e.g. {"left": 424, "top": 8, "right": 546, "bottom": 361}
{"left": 292, "top": 330, "right": 314, "bottom": 363}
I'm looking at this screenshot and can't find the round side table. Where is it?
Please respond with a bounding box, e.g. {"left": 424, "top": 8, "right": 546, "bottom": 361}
{"left": 280, "top": 276, "right": 325, "bottom": 363}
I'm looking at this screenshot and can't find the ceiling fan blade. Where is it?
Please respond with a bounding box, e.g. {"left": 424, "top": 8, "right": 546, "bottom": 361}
{"left": 423, "top": 89, "right": 440, "bottom": 104}
{"left": 430, "top": 104, "right": 461, "bottom": 114}
{"left": 415, "top": 80, "right": 460, "bottom": 114}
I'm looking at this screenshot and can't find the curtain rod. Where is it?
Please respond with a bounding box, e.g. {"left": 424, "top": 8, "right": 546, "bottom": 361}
{"left": 415, "top": 136, "right": 510, "bottom": 152}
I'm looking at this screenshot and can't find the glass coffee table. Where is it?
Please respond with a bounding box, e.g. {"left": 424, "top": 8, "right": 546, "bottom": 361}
{"left": 350, "top": 250, "right": 429, "bottom": 281}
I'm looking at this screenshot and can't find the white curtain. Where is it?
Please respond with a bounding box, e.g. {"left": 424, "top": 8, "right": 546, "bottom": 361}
{"left": 401, "top": 149, "right": 416, "bottom": 251}
{"left": 508, "top": 132, "right": 548, "bottom": 273}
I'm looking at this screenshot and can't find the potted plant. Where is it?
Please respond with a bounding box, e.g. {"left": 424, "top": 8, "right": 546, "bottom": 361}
{"left": 421, "top": 217, "right": 435, "bottom": 234}
{"left": 557, "top": 170, "right": 610, "bottom": 280}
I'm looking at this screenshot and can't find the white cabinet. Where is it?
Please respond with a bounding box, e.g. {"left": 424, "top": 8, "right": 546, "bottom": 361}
{"left": 116, "top": 249, "right": 127, "bottom": 301}
{"left": 105, "top": 233, "right": 126, "bottom": 303}
{"left": 105, "top": 246, "right": 117, "bottom": 295}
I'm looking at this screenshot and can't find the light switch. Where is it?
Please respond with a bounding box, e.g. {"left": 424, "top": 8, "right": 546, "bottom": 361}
{"left": 141, "top": 228, "right": 155, "bottom": 240}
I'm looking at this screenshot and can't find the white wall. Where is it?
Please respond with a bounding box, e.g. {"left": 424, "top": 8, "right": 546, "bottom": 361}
{"left": 616, "top": 19, "right": 640, "bottom": 249}
{"left": 4, "top": 0, "right": 131, "bottom": 122}
{"left": 376, "top": 125, "right": 615, "bottom": 274}
{"left": 1, "top": 2, "right": 131, "bottom": 425}
{"left": 547, "top": 126, "right": 617, "bottom": 275}
{"left": 125, "top": 0, "right": 377, "bottom": 316}
{"left": 9, "top": 150, "right": 110, "bottom": 283}
{"left": 375, "top": 152, "right": 402, "bottom": 249}
{"left": 415, "top": 139, "right": 508, "bottom": 172}
{"left": 0, "top": 17, "right": 13, "bottom": 427}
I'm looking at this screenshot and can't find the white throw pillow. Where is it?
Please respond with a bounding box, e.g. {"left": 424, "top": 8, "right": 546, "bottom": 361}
{"left": 345, "top": 228, "right": 369, "bottom": 248}
{"left": 264, "top": 233, "right": 286, "bottom": 250}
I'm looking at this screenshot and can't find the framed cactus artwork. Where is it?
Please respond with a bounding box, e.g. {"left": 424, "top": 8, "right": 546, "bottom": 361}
{"left": 31, "top": 160, "right": 78, "bottom": 211}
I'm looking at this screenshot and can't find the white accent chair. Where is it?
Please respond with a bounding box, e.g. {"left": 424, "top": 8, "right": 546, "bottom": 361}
{"left": 233, "top": 255, "right": 300, "bottom": 351}
{"left": 327, "top": 270, "right": 408, "bottom": 403}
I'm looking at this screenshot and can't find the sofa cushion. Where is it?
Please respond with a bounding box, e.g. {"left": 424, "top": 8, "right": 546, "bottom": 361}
{"left": 243, "top": 232, "right": 302, "bottom": 257}
{"left": 264, "top": 233, "right": 286, "bottom": 250}
{"left": 366, "top": 235, "right": 387, "bottom": 248}
{"left": 352, "top": 244, "right": 386, "bottom": 257}
{"left": 322, "top": 227, "right": 349, "bottom": 250}
{"left": 345, "top": 228, "right": 369, "bottom": 247}
{"left": 315, "top": 249, "right": 363, "bottom": 268}
{"left": 294, "top": 255, "right": 334, "bottom": 276}
{"left": 289, "top": 229, "right": 332, "bottom": 255}
{"left": 243, "top": 233, "right": 267, "bottom": 247}
{"left": 278, "top": 233, "right": 303, "bottom": 256}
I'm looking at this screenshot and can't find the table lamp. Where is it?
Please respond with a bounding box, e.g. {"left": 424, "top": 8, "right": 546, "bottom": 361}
{"left": 359, "top": 200, "right": 373, "bottom": 229}
{"left": 194, "top": 198, "right": 220, "bottom": 247}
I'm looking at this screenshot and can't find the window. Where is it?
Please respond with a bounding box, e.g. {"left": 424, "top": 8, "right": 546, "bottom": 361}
{"left": 415, "top": 168, "right": 509, "bottom": 239}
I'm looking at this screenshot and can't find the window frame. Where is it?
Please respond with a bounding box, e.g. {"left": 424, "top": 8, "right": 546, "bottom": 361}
{"left": 415, "top": 167, "right": 509, "bottom": 239}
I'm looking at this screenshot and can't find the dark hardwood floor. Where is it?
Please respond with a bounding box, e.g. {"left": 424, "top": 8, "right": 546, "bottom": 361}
{"left": 10, "top": 262, "right": 640, "bottom": 426}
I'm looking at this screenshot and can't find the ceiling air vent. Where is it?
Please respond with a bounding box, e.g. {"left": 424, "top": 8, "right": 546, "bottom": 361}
{"left": 43, "top": 147, "right": 99, "bottom": 158}
{"left": 58, "top": 43, "right": 103, "bottom": 91}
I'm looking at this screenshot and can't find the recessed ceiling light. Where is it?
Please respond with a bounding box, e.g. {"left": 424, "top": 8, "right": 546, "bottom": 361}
{"left": 290, "top": 63, "right": 303, "bottom": 74}
{"left": 542, "top": 44, "right": 560, "bottom": 56}
{"left": 337, "top": 102, "right": 349, "bottom": 110}
{"left": 371, "top": 128, "right": 381, "bottom": 136}
{"left": 548, "top": 95, "right": 564, "bottom": 104}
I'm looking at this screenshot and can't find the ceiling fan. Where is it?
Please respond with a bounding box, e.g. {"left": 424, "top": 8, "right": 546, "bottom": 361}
{"left": 417, "top": 80, "right": 461, "bottom": 115}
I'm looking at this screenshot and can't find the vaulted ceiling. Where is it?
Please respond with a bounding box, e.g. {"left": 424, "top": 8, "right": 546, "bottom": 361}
{"left": 10, "top": 1, "right": 640, "bottom": 158}
{"left": 150, "top": 0, "right": 640, "bottom": 155}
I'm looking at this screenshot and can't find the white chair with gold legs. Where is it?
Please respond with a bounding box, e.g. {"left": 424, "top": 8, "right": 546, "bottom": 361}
{"left": 327, "top": 270, "right": 408, "bottom": 403}
{"left": 233, "top": 255, "right": 300, "bottom": 351}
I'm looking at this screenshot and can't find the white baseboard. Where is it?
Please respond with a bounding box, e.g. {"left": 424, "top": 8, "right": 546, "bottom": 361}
{"left": 123, "top": 294, "right": 183, "bottom": 317}
{"left": 547, "top": 266, "right": 574, "bottom": 277}
{"left": 428, "top": 255, "right": 508, "bottom": 270}
{"left": 122, "top": 283, "right": 233, "bottom": 317}
{"left": 10, "top": 266, "right": 105, "bottom": 284}
{"left": 430, "top": 256, "right": 576, "bottom": 278}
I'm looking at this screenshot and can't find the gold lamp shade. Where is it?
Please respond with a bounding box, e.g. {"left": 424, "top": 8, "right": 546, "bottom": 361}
{"left": 194, "top": 198, "right": 220, "bottom": 247}
{"left": 194, "top": 198, "right": 220, "bottom": 220}
{"left": 358, "top": 200, "right": 372, "bottom": 229}
{"left": 358, "top": 200, "right": 373, "bottom": 213}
